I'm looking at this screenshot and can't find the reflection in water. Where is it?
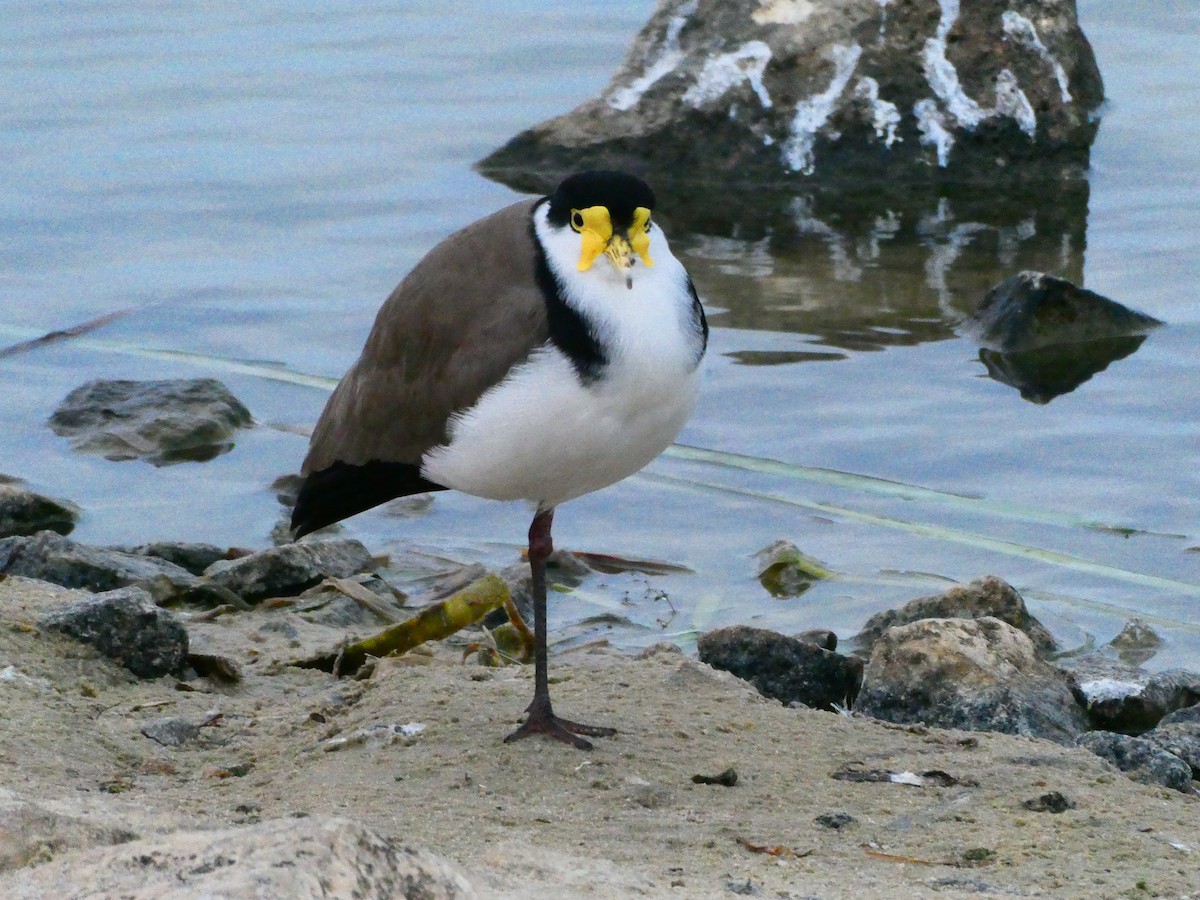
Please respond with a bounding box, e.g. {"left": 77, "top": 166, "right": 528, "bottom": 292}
{"left": 978, "top": 336, "right": 1149, "bottom": 404}
{"left": 650, "top": 180, "right": 1092, "bottom": 357}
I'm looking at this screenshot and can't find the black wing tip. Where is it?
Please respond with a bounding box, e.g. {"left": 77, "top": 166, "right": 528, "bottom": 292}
{"left": 289, "top": 460, "right": 446, "bottom": 538}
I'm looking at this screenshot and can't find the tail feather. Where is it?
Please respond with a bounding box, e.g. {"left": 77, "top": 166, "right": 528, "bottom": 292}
{"left": 290, "top": 460, "right": 446, "bottom": 538}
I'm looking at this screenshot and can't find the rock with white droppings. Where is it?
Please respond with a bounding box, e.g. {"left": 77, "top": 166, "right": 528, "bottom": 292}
{"left": 480, "top": 0, "right": 1103, "bottom": 187}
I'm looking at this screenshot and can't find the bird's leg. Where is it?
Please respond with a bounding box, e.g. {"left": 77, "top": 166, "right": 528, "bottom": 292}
{"left": 503, "top": 507, "right": 616, "bottom": 750}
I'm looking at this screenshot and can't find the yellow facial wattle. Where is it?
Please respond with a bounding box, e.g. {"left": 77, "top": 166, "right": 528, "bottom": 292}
{"left": 571, "top": 205, "right": 655, "bottom": 273}
{"left": 629, "top": 206, "right": 654, "bottom": 268}
{"left": 571, "top": 206, "right": 613, "bottom": 272}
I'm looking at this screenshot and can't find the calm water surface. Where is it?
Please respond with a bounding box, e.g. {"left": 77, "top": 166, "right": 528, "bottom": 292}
{"left": 3, "top": 2, "right": 1198, "bottom": 665}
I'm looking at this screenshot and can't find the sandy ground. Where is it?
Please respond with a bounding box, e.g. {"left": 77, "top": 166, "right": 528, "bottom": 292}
{"left": 1, "top": 574, "right": 1199, "bottom": 899}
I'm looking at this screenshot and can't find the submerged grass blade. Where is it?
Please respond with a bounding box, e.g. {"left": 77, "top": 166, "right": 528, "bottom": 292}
{"left": 0, "top": 309, "right": 141, "bottom": 358}
{"left": 0, "top": 324, "right": 339, "bottom": 390}
{"left": 664, "top": 443, "right": 1183, "bottom": 539}
{"left": 641, "top": 471, "right": 1200, "bottom": 598}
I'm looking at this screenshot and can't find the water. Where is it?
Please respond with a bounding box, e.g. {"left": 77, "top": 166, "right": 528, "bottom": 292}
{"left": 2, "top": 1, "right": 1198, "bottom": 667}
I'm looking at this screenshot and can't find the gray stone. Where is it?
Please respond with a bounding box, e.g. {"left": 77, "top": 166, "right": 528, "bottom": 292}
{"left": 0, "top": 531, "right": 198, "bottom": 602}
{"left": 128, "top": 541, "right": 238, "bottom": 576}
{"left": 1075, "top": 731, "right": 1195, "bottom": 794}
{"left": 0, "top": 484, "right": 79, "bottom": 539}
{"left": 697, "top": 625, "right": 863, "bottom": 710}
{"left": 0, "top": 816, "right": 477, "bottom": 899}
{"left": 1143, "top": 721, "right": 1200, "bottom": 781}
{"left": 140, "top": 716, "right": 201, "bottom": 748}
{"left": 203, "top": 539, "right": 374, "bottom": 604}
{"left": 48, "top": 377, "right": 252, "bottom": 466}
{"left": 1060, "top": 658, "right": 1200, "bottom": 735}
{"left": 853, "top": 617, "right": 1087, "bottom": 744}
{"left": 852, "top": 575, "right": 1056, "bottom": 657}
{"left": 1159, "top": 703, "right": 1200, "bottom": 727}
{"left": 39, "top": 587, "right": 188, "bottom": 678}
{"left": 480, "top": 0, "right": 1102, "bottom": 188}
{"left": 814, "top": 812, "right": 856, "bottom": 830}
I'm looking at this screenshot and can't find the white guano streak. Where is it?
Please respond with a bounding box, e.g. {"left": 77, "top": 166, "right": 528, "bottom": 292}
{"left": 1001, "top": 11, "right": 1072, "bottom": 103}
{"left": 606, "top": 1, "right": 698, "bottom": 111}
{"left": 922, "top": 0, "right": 987, "bottom": 127}
{"left": 917, "top": 0, "right": 1042, "bottom": 164}
{"left": 853, "top": 76, "right": 901, "bottom": 147}
{"left": 683, "top": 41, "right": 773, "bottom": 109}
{"left": 913, "top": 98, "right": 954, "bottom": 167}
{"left": 781, "top": 43, "right": 862, "bottom": 174}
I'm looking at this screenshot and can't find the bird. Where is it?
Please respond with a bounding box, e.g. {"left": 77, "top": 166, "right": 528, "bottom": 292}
{"left": 290, "top": 171, "right": 707, "bottom": 749}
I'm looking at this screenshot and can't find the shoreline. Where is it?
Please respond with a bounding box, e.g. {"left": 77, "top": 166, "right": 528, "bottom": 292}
{"left": 2, "top": 574, "right": 1199, "bottom": 898}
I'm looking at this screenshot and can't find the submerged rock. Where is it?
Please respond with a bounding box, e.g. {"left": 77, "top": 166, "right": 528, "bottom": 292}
{"left": 1075, "top": 731, "right": 1194, "bottom": 794}
{"left": 0, "top": 483, "right": 79, "bottom": 538}
{"left": 39, "top": 586, "right": 188, "bottom": 679}
{"left": 852, "top": 576, "right": 1056, "bottom": 657}
{"left": 853, "top": 617, "right": 1087, "bottom": 743}
{"left": 0, "top": 531, "right": 198, "bottom": 601}
{"left": 48, "top": 378, "right": 252, "bottom": 466}
{"left": 697, "top": 625, "right": 863, "bottom": 710}
{"left": 481, "top": 0, "right": 1103, "bottom": 188}
{"left": 754, "top": 539, "right": 831, "bottom": 598}
{"left": 966, "top": 272, "right": 1163, "bottom": 403}
{"left": 1104, "top": 617, "right": 1163, "bottom": 666}
{"left": 968, "top": 272, "right": 1162, "bottom": 352}
{"left": 203, "top": 540, "right": 375, "bottom": 604}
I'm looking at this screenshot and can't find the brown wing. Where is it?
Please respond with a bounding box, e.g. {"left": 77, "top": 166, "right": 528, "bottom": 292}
{"left": 302, "top": 198, "right": 549, "bottom": 475}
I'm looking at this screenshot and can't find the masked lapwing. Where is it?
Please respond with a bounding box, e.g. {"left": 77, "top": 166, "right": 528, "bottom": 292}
{"left": 291, "top": 171, "right": 707, "bottom": 749}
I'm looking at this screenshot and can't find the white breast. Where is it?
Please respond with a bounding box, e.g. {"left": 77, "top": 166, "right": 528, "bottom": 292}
{"left": 420, "top": 206, "right": 704, "bottom": 508}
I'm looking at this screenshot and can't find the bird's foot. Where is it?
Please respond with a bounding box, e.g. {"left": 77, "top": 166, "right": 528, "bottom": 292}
{"left": 504, "top": 700, "right": 615, "bottom": 751}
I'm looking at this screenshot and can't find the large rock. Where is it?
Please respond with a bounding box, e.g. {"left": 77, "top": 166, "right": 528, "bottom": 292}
{"left": 697, "top": 625, "right": 863, "bottom": 710}
{"left": 0, "top": 816, "right": 476, "bottom": 899}
{"left": 853, "top": 616, "right": 1087, "bottom": 743}
{"left": 203, "top": 540, "right": 375, "bottom": 604}
{"left": 1075, "top": 731, "right": 1195, "bottom": 795}
{"left": 480, "top": 0, "right": 1103, "bottom": 188}
{"left": 39, "top": 586, "right": 188, "bottom": 679}
{"left": 0, "top": 531, "right": 198, "bottom": 601}
{"left": 0, "top": 483, "right": 79, "bottom": 539}
{"left": 48, "top": 378, "right": 252, "bottom": 466}
{"left": 852, "top": 575, "right": 1056, "bottom": 657}
{"left": 966, "top": 272, "right": 1162, "bottom": 403}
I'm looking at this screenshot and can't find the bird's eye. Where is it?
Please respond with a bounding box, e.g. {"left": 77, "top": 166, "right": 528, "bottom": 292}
{"left": 645, "top": 217, "right": 652, "bottom": 231}
{"left": 570, "top": 211, "right": 584, "bottom": 232}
